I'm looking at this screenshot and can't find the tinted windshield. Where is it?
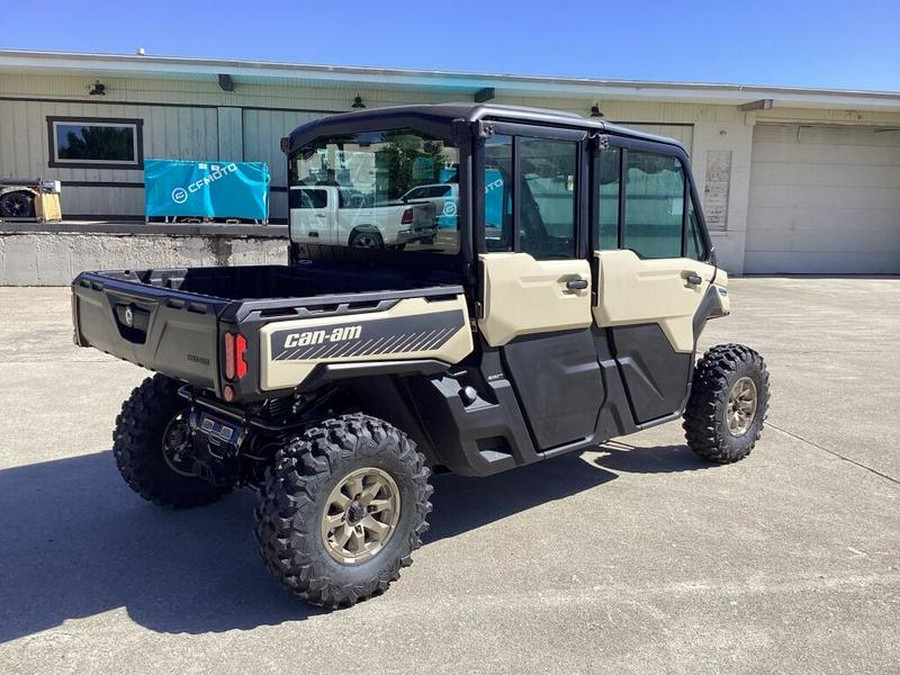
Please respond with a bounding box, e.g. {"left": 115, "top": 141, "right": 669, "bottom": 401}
{"left": 289, "top": 129, "right": 460, "bottom": 254}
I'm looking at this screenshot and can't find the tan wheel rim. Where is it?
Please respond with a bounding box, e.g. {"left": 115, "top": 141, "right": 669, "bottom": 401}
{"left": 725, "top": 376, "right": 758, "bottom": 437}
{"left": 321, "top": 467, "right": 401, "bottom": 565}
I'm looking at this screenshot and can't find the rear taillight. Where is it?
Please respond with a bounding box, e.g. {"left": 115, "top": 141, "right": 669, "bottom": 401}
{"left": 224, "top": 333, "right": 235, "bottom": 379}
{"left": 401, "top": 208, "right": 413, "bottom": 225}
{"left": 235, "top": 334, "right": 248, "bottom": 378}
{"left": 223, "top": 332, "right": 248, "bottom": 380}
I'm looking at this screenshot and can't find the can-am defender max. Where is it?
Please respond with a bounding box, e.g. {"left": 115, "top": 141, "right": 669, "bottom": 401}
{"left": 72, "top": 104, "right": 769, "bottom": 608}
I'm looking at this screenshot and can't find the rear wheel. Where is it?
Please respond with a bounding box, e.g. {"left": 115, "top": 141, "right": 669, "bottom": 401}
{"left": 683, "top": 344, "right": 770, "bottom": 463}
{"left": 254, "top": 414, "right": 432, "bottom": 608}
{"left": 349, "top": 229, "right": 384, "bottom": 249}
{"left": 113, "top": 374, "right": 234, "bottom": 508}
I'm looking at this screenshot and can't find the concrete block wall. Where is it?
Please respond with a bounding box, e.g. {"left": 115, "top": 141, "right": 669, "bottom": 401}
{"left": 0, "top": 232, "right": 289, "bottom": 285}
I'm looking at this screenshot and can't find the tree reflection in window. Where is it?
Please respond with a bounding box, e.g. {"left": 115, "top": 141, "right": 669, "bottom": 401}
{"left": 57, "top": 125, "right": 135, "bottom": 161}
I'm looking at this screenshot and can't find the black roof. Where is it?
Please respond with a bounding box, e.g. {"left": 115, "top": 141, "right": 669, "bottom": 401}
{"left": 287, "top": 103, "right": 687, "bottom": 154}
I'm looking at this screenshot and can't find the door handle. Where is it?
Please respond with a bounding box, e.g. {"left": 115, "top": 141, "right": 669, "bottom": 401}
{"left": 565, "top": 278, "right": 589, "bottom": 291}
{"left": 685, "top": 273, "right": 703, "bottom": 286}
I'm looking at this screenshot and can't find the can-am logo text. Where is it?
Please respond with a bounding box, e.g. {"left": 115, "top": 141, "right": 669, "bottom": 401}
{"left": 283, "top": 325, "right": 363, "bottom": 348}
{"left": 171, "top": 163, "right": 238, "bottom": 204}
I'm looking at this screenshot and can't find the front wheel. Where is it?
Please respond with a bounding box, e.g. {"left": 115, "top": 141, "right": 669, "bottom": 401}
{"left": 254, "top": 414, "right": 432, "bottom": 608}
{"left": 683, "top": 344, "right": 770, "bottom": 463}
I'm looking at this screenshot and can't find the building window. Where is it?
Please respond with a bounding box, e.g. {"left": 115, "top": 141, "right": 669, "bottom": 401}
{"left": 47, "top": 117, "right": 143, "bottom": 169}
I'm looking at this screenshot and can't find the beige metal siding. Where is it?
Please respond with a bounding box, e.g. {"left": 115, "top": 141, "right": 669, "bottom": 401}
{"left": 614, "top": 123, "right": 694, "bottom": 153}
{"left": 746, "top": 124, "right": 900, "bottom": 273}
{"left": 0, "top": 99, "right": 218, "bottom": 216}
{"left": 242, "top": 109, "right": 325, "bottom": 220}
{"left": 217, "top": 107, "right": 243, "bottom": 160}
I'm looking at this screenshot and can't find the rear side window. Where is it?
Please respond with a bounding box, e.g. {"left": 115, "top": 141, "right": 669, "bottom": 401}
{"left": 484, "top": 135, "right": 513, "bottom": 252}
{"left": 519, "top": 137, "right": 577, "bottom": 259}
{"left": 482, "top": 134, "right": 578, "bottom": 259}
{"left": 622, "top": 151, "right": 684, "bottom": 259}
{"left": 597, "top": 147, "right": 621, "bottom": 249}
{"left": 297, "top": 188, "right": 327, "bottom": 209}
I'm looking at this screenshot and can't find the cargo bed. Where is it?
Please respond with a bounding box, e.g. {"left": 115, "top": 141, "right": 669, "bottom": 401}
{"left": 72, "top": 262, "right": 466, "bottom": 401}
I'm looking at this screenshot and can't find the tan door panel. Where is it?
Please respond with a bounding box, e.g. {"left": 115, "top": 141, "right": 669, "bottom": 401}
{"left": 479, "top": 253, "right": 592, "bottom": 347}
{"left": 593, "top": 249, "right": 718, "bottom": 353}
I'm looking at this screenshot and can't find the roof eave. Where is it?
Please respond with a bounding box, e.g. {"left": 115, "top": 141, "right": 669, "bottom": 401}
{"left": 1, "top": 49, "right": 899, "bottom": 111}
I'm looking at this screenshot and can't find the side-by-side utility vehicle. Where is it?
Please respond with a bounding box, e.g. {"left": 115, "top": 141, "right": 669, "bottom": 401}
{"left": 71, "top": 104, "right": 769, "bottom": 608}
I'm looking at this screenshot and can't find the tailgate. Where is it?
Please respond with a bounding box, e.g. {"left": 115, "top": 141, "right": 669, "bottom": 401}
{"left": 72, "top": 272, "right": 224, "bottom": 391}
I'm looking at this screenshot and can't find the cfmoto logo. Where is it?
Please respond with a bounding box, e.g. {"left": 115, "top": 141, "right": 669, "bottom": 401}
{"left": 170, "top": 163, "right": 238, "bottom": 205}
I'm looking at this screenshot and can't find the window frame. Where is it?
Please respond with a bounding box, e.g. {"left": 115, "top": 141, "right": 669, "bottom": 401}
{"left": 47, "top": 116, "right": 144, "bottom": 170}
{"left": 591, "top": 136, "right": 712, "bottom": 262}
{"left": 475, "top": 122, "right": 588, "bottom": 260}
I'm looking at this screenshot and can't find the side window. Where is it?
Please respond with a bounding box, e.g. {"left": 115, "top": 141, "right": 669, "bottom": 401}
{"left": 685, "top": 194, "right": 709, "bottom": 261}
{"left": 404, "top": 187, "right": 426, "bottom": 201}
{"left": 596, "top": 147, "right": 621, "bottom": 249}
{"left": 298, "top": 188, "right": 328, "bottom": 209}
{"left": 518, "top": 137, "right": 577, "bottom": 259}
{"left": 622, "top": 151, "right": 684, "bottom": 259}
{"left": 484, "top": 135, "right": 513, "bottom": 252}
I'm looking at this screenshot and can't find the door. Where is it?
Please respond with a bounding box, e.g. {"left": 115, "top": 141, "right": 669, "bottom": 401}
{"left": 477, "top": 129, "right": 603, "bottom": 450}
{"left": 746, "top": 124, "right": 900, "bottom": 273}
{"left": 591, "top": 141, "right": 718, "bottom": 423}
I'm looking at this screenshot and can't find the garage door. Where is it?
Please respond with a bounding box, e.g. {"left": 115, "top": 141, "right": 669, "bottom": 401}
{"left": 746, "top": 124, "right": 900, "bottom": 273}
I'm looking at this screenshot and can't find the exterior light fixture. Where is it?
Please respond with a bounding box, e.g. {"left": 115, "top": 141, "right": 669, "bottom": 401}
{"left": 739, "top": 99, "right": 774, "bottom": 112}
{"left": 351, "top": 95, "right": 366, "bottom": 110}
{"left": 89, "top": 80, "right": 106, "bottom": 96}
{"left": 474, "top": 87, "right": 495, "bottom": 103}
{"left": 590, "top": 104, "right": 604, "bottom": 118}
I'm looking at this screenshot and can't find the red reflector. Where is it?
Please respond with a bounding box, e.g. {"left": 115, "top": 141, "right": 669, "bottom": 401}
{"left": 223, "top": 333, "right": 235, "bottom": 380}
{"left": 401, "top": 208, "right": 413, "bottom": 225}
{"left": 235, "top": 334, "right": 248, "bottom": 379}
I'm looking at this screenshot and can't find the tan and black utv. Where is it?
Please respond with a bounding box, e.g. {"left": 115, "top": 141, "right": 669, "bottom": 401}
{"left": 72, "top": 104, "right": 769, "bottom": 608}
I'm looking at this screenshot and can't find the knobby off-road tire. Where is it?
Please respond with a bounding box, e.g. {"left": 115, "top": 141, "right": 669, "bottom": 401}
{"left": 683, "top": 344, "right": 770, "bottom": 464}
{"left": 113, "top": 374, "right": 233, "bottom": 508}
{"left": 254, "top": 414, "right": 433, "bottom": 608}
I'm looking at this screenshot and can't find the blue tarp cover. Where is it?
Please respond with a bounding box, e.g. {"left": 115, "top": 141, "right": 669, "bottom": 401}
{"left": 145, "top": 159, "right": 270, "bottom": 220}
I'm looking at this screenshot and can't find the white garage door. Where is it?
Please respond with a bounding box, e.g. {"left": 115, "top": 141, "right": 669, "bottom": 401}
{"left": 746, "top": 124, "right": 900, "bottom": 273}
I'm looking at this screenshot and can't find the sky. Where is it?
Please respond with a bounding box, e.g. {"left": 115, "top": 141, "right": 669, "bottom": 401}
{"left": 1, "top": 0, "right": 899, "bottom": 92}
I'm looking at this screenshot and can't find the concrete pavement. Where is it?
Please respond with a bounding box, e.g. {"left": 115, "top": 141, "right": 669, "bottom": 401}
{"left": 0, "top": 278, "right": 898, "bottom": 674}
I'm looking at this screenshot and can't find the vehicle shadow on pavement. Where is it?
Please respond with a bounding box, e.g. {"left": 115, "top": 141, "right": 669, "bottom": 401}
{"left": 0, "top": 451, "right": 313, "bottom": 642}
{"left": 426, "top": 454, "right": 618, "bottom": 542}
{"left": 593, "top": 440, "right": 714, "bottom": 474}
{"left": 0, "top": 446, "right": 684, "bottom": 642}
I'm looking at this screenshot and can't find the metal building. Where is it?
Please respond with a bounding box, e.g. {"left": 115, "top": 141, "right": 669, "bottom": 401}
{"left": 1, "top": 50, "right": 899, "bottom": 274}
